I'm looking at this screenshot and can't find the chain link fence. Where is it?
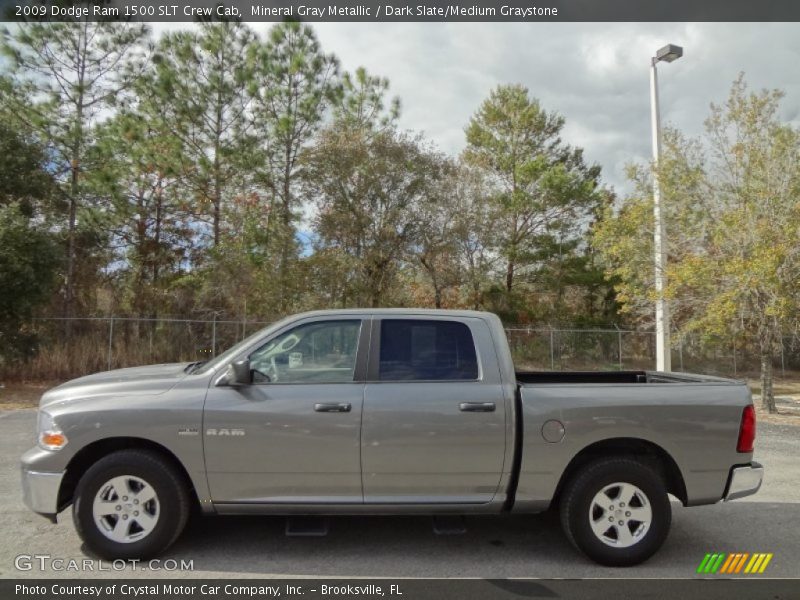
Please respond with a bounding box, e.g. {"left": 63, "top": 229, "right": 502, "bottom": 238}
{"left": 505, "top": 327, "right": 799, "bottom": 378}
{"left": 17, "top": 316, "right": 271, "bottom": 381}
{"left": 5, "top": 316, "right": 800, "bottom": 382}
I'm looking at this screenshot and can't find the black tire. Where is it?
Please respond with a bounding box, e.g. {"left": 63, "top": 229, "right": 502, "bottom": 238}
{"left": 559, "top": 457, "right": 671, "bottom": 567}
{"left": 73, "top": 449, "right": 190, "bottom": 560}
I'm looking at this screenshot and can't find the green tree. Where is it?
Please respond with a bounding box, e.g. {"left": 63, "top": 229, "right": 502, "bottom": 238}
{"left": 463, "top": 84, "right": 603, "bottom": 302}
{"left": 1, "top": 22, "right": 150, "bottom": 324}
{"left": 306, "top": 126, "right": 445, "bottom": 307}
{"left": 448, "top": 165, "right": 501, "bottom": 310}
{"left": 412, "top": 162, "right": 494, "bottom": 309}
{"left": 90, "top": 111, "right": 191, "bottom": 318}
{"left": 413, "top": 161, "right": 464, "bottom": 308}
{"left": 335, "top": 66, "right": 400, "bottom": 131}
{"left": 302, "top": 67, "right": 416, "bottom": 308}
{"left": 0, "top": 121, "right": 54, "bottom": 216}
{"left": 0, "top": 206, "right": 62, "bottom": 367}
{"left": 249, "top": 21, "right": 340, "bottom": 306}
{"left": 150, "top": 22, "right": 257, "bottom": 248}
{"left": 522, "top": 189, "right": 619, "bottom": 327}
{"left": 184, "top": 189, "right": 286, "bottom": 323}
{"left": 595, "top": 76, "right": 800, "bottom": 412}
{"left": 0, "top": 126, "right": 60, "bottom": 367}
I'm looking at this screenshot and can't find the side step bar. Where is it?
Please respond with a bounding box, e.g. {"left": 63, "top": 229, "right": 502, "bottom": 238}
{"left": 432, "top": 515, "right": 467, "bottom": 535}
{"left": 285, "top": 516, "right": 329, "bottom": 537}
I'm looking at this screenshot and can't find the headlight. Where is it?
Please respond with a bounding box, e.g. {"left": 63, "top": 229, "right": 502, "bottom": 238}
{"left": 38, "top": 411, "right": 68, "bottom": 451}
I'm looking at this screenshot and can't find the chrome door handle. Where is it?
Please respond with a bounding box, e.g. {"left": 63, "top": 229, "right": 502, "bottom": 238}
{"left": 314, "top": 403, "right": 352, "bottom": 413}
{"left": 459, "top": 402, "right": 496, "bottom": 412}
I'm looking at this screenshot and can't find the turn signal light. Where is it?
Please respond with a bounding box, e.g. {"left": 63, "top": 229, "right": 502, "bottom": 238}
{"left": 736, "top": 405, "right": 756, "bottom": 453}
{"left": 40, "top": 431, "right": 68, "bottom": 450}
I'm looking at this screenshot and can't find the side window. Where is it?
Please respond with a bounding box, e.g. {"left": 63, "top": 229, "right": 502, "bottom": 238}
{"left": 379, "top": 320, "right": 479, "bottom": 381}
{"left": 249, "top": 320, "right": 361, "bottom": 384}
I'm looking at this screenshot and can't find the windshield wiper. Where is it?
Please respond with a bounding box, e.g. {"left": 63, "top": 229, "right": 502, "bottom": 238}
{"left": 184, "top": 361, "right": 207, "bottom": 374}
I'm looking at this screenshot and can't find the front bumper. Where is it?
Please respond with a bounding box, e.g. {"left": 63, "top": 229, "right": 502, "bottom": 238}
{"left": 723, "top": 461, "right": 764, "bottom": 501}
{"left": 21, "top": 467, "right": 64, "bottom": 519}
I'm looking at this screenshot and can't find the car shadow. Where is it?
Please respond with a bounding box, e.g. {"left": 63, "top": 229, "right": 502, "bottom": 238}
{"left": 166, "top": 510, "right": 576, "bottom": 577}
{"left": 138, "top": 500, "right": 800, "bottom": 578}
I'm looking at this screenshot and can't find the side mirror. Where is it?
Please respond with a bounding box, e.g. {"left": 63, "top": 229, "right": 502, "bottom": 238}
{"left": 226, "top": 360, "right": 252, "bottom": 385}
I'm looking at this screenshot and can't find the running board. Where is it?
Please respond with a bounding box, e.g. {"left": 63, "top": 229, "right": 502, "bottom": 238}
{"left": 432, "top": 515, "right": 467, "bottom": 535}
{"left": 285, "top": 516, "right": 329, "bottom": 537}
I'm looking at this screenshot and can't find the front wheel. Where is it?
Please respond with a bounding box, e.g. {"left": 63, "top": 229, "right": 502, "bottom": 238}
{"left": 559, "top": 457, "right": 672, "bottom": 566}
{"left": 73, "top": 449, "right": 190, "bottom": 559}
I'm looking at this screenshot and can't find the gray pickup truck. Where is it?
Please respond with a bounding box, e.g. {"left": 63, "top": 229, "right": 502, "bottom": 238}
{"left": 22, "top": 309, "right": 762, "bottom": 566}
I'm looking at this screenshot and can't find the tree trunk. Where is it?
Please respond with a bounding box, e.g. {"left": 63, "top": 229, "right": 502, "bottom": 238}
{"left": 278, "top": 143, "right": 293, "bottom": 311}
{"left": 63, "top": 25, "right": 89, "bottom": 337}
{"left": 759, "top": 328, "right": 776, "bottom": 414}
{"left": 421, "top": 256, "right": 443, "bottom": 308}
{"left": 213, "top": 80, "right": 223, "bottom": 247}
{"left": 64, "top": 168, "right": 77, "bottom": 329}
{"left": 64, "top": 130, "right": 83, "bottom": 338}
{"left": 366, "top": 261, "right": 385, "bottom": 308}
{"left": 213, "top": 149, "right": 221, "bottom": 246}
{"left": 153, "top": 186, "right": 162, "bottom": 287}
{"left": 370, "top": 294, "right": 379, "bottom": 308}
{"left": 505, "top": 259, "right": 514, "bottom": 292}
{"left": 134, "top": 199, "right": 147, "bottom": 320}
{"left": 213, "top": 195, "right": 221, "bottom": 246}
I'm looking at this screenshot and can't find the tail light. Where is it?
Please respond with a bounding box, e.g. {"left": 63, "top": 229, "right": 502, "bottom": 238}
{"left": 736, "top": 404, "right": 756, "bottom": 453}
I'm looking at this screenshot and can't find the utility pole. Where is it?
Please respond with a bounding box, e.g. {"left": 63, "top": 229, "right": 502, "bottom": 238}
{"left": 650, "top": 43, "right": 683, "bottom": 372}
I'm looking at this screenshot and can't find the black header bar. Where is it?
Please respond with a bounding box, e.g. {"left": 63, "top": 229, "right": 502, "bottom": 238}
{"left": 2, "top": 579, "right": 800, "bottom": 600}
{"left": 3, "top": 0, "right": 800, "bottom": 22}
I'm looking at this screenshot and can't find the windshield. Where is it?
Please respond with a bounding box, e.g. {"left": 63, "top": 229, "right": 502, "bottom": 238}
{"left": 193, "top": 320, "right": 285, "bottom": 375}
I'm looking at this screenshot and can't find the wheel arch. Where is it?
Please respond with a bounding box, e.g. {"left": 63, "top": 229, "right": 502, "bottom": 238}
{"left": 551, "top": 437, "right": 688, "bottom": 509}
{"left": 58, "top": 437, "right": 200, "bottom": 512}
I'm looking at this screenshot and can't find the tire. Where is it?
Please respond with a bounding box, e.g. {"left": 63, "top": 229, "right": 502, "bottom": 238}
{"left": 559, "top": 457, "right": 671, "bottom": 566}
{"left": 73, "top": 449, "right": 190, "bottom": 560}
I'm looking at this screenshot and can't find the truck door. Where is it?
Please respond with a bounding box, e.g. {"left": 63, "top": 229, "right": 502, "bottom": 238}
{"left": 203, "top": 317, "right": 369, "bottom": 504}
{"left": 361, "top": 317, "right": 508, "bottom": 504}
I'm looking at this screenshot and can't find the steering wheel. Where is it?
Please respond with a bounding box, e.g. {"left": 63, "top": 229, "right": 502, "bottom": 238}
{"left": 250, "top": 332, "right": 300, "bottom": 383}
{"left": 251, "top": 357, "right": 280, "bottom": 383}
{"left": 268, "top": 357, "right": 280, "bottom": 382}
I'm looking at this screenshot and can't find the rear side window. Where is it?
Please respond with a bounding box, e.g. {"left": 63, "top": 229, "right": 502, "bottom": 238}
{"left": 378, "top": 320, "right": 479, "bottom": 381}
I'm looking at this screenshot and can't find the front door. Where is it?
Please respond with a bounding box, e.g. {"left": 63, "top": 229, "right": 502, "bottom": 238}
{"left": 203, "top": 317, "right": 369, "bottom": 504}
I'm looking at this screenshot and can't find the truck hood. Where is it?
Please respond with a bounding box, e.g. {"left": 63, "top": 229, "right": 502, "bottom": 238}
{"left": 39, "top": 363, "right": 191, "bottom": 410}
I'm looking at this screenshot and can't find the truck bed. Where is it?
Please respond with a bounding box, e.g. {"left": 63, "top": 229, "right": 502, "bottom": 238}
{"left": 512, "top": 369, "right": 752, "bottom": 512}
{"left": 516, "top": 370, "right": 742, "bottom": 385}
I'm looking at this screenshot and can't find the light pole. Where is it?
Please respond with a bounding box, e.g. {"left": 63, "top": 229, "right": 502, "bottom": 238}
{"left": 650, "top": 43, "right": 682, "bottom": 372}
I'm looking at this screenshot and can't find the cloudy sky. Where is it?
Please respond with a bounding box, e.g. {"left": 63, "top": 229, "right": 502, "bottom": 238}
{"left": 156, "top": 22, "right": 800, "bottom": 193}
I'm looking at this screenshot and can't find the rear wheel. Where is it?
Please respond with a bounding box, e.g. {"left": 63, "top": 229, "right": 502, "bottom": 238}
{"left": 73, "top": 449, "right": 190, "bottom": 559}
{"left": 559, "top": 457, "right": 671, "bottom": 566}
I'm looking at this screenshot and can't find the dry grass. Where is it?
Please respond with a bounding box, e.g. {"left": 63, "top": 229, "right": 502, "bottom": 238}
{"left": 0, "top": 381, "right": 56, "bottom": 409}
{"left": 1, "top": 329, "right": 210, "bottom": 383}
{"left": 25, "top": 342, "right": 110, "bottom": 382}
{"left": 748, "top": 378, "right": 800, "bottom": 426}
{"left": 748, "top": 378, "right": 800, "bottom": 396}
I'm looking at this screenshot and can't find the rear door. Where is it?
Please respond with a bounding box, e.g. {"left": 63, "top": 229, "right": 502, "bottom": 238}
{"left": 361, "top": 316, "right": 507, "bottom": 504}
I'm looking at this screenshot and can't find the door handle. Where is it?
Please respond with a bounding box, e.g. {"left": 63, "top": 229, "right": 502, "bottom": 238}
{"left": 314, "top": 403, "right": 352, "bottom": 413}
{"left": 459, "top": 402, "right": 496, "bottom": 412}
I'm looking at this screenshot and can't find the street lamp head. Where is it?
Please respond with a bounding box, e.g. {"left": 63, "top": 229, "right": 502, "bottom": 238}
{"left": 655, "top": 44, "right": 683, "bottom": 63}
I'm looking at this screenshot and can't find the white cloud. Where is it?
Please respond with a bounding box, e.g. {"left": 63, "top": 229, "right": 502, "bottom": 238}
{"left": 152, "top": 21, "right": 800, "bottom": 193}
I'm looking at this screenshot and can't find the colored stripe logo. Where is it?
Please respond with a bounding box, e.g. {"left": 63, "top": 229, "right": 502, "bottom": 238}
{"left": 697, "top": 552, "right": 773, "bottom": 574}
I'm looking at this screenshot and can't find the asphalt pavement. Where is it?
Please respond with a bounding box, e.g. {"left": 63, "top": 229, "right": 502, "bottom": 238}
{"left": 0, "top": 408, "right": 797, "bottom": 579}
